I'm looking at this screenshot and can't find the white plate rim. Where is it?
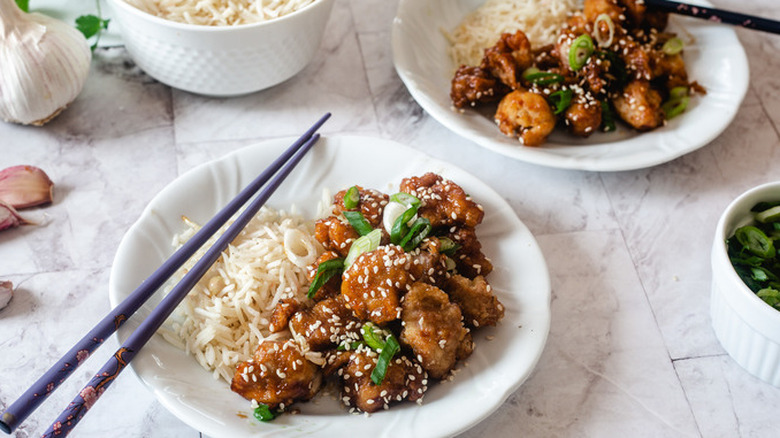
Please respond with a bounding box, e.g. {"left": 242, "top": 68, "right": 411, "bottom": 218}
{"left": 108, "top": 135, "right": 552, "bottom": 438}
{"left": 391, "top": 0, "right": 749, "bottom": 171}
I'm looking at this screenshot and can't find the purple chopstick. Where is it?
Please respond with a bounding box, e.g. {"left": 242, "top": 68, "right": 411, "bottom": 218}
{"left": 40, "top": 132, "right": 322, "bottom": 437}
{"left": 0, "top": 113, "right": 329, "bottom": 435}
{"left": 646, "top": 0, "right": 780, "bottom": 35}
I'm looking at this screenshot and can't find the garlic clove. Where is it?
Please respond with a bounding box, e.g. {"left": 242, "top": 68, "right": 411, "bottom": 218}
{"left": 0, "top": 280, "right": 12, "bottom": 311}
{"left": 0, "top": 200, "right": 30, "bottom": 231}
{"left": 0, "top": 0, "right": 92, "bottom": 126}
{"left": 0, "top": 165, "right": 54, "bottom": 209}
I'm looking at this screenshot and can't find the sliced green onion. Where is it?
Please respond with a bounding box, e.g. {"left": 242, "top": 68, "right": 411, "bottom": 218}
{"left": 399, "top": 217, "right": 431, "bottom": 252}
{"left": 438, "top": 237, "right": 461, "bottom": 256}
{"left": 361, "top": 322, "right": 387, "bottom": 350}
{"left": 389, "top": 192, "right": 420, "bottom": 208}
{"left": 751, "top": 267, "right": 770, "bottom": 282}
{"left": 370, "top": 334, "right": 400, "bottom": 385}
{"left": 444, "top": 256, "right": 457, "bottom": 271}
{"left": 662, "top": 37, "right": 684, "bottom": 55}
{"left": 337, "top": 341, "right": 364, "bottom": 351}
{"left": 307, "top": 258, "right": 344, "bottom": 299}
{"left": 756, "top": 206, "right": 780, "bottom": 224}
{"left": 662, "top": 87, "right": 690, "bottom": 119}
{"left": 391, "top": 204, "right": 420, "bottom": 244}
{"left": 600, "top": 101, "right": 616, "bottom": 132}
{"left": 344, "top": 229, "right": 382, "bottom": 268}
{"left": 549, "top": 89, "right": 573, "bottom": 115}
{"left": 757, "top": 288, "right": 780, "bottom": 309}
{"left": 735, "top": 225, "right": 775, "bottom": 259}
{"left": 343, "top": 210, "right": 373, "bottom": 236}
{"left": 523, "top": 71, "right": 564, "bottom": 86}
{"left": 568, "top": 34, "right": 594, "bottom": 71}
{"left": 343, "top": 186, "right": 360, "bottom": 209}
{"left": 253, "top": 404, "right": 277, "bottom": 422}
{"left": 594, "top": 14, "right": 615, "bottom": 48}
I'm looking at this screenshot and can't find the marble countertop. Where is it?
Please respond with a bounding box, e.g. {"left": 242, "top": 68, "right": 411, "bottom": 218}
{"left": 2, "top": 0, "right": 780, "bottom": 436}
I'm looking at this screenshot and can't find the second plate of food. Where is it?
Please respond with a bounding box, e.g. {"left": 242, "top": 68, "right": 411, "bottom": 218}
{"left": 108, "top": 135, "right": 551, "bottom": 437}
{"left": 392, "top": 0, "right": 749, "bottom": 171}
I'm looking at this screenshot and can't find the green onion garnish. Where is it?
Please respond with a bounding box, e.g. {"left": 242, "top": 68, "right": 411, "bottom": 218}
{"left": 735, "top": 225, "right": 776, "bottom": 259}
{"left": 662, "top": 87, "right": 690, "bottom": 119}
{"left": 568, "top": 34, "right": 594, "bottom": 71}
{"left": 756, "top": 206, "right": 780, "bottom": 224}
{"left": 337, "top": 341, "right": 364, "bottom": 351}
{"left": 438, "top": 237, "right": 461, "bottom": 256}
{"left": 391, "top": 205, "right": 420, "bottom": 244}
{"left": 343, "top": 210, "right": 373, "bottom": 236}
{"left": 549, "top": 89, "right": 573, "bottom": 115}
{"left": 253, "top": 404, "right": 277, "bottom": 422}
{"left": 399, "top": 217, "right": 431, "bottom": 252}
{"left": 307, "top": 258, "right": 344, "bottom": 299}
{"left": 370, "top": 334, "right": 400, "bottom": 385}
{"left": 600, "top": 101, "right": 616, "bottom": 132}
{"left": 361, "top": 322, "right": 387, "bottom": 350}
{"left": 344, "top": 229, "right": 382, "bottom": 268}
{"left": 757, "top": 288, "right": 780, "bottom": 310}
{"left": 389, "top": 192, "right": 420, "bottom": 207}
{"left": 594, "top": 13, "right": 615, "bottom": 47}
{"left": 523, "top": 71, "right": 564, "bottom": 86}
{"left": 344, "top": 186, "right": 360, "bottom": 209}
{"left": 662, "top": 37, "right": 684, "bottom": 55}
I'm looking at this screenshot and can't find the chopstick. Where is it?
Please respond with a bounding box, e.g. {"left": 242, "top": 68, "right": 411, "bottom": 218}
{"left": 0, "top": 113, "right": 329, "bottom": 435}
{"left": 645, "top": 0, "right": 780, "bottom": 35}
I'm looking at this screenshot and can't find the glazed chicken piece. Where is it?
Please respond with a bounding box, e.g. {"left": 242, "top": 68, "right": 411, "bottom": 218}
{"left": 400, "top": 282, "right": 473, "bottom": 379}
{"left": 341, "top": 245, "right": 412, "bottom": 324}
{"left": 619, "top": 0, "right": 669, "bottom": 29}
{"left": 314, "top": 216, "right": 359, "bottom": 258}
{"left": 621, "top": 38, "right": 653, "bottom": 82}
{"left": 288, "top": 295, "right": 362, "bottom": 351}
{"left": 306, "top": 250, "right": 344, "bottom": 301}
{"left": 331, "top": 185, "right": 388, "bottom": 228}
{"left": 495, "top": 89, "right": 557, "bottom": 146}
{"left": 231, "top": 339, "right": 322, "bottom": 409}
{"left": 651, "top": 51, "right": 689, "bottom": 90}
{"left": 443, "top": 226, "right": 493, "bottom": 278}
{"left": 445, "top": 274, "right": 505, "bottom": 328}
{"left": 613, "top": 79, "right": 664, "bottom": 130}
{"left": 564, "top": 100, "right": 602, "bottom": 137}
{"left": 400, "top": 172, "right": 485, "bottom": 228}
{"left": 450, "top": 65, "right": 507, "bottom": 109}
{"left": 583, "top": 0, "right": 624, "bottom": 23}
{"left": 408, "top": 237, "right": 449, "bottom": 288}
{"left": 481, "top": 30, "right": 535, "bottom": 89}
{"left": 331, "top": 350, "right": 428, "bottom": 413}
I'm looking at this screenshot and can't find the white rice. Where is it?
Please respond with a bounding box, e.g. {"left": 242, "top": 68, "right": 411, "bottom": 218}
{"left": 124, "top": 0, "right": 318, "bottom": 26}
{"left": 158, "top": 205, "right": 323, "bottom": 383}
{"left": 447, "top": 0, "right": 582, "bottom": 68}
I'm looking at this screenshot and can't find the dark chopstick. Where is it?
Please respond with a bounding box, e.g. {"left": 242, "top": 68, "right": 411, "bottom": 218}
{"left": 645, "top": 0, "right": 780, "bottom": 35}
{"left": 39, "top": 132, "right": 322, "bottom": 437}
{"left": 0, "top": 113, "right": 329, "bottom": 435}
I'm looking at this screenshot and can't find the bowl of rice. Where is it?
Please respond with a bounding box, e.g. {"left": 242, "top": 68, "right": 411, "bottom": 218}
{"left": 106, "top": 0, "right": 335, "bottom": 96}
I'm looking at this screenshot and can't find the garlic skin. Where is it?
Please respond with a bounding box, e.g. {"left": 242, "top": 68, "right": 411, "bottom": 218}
{"left": 0, "top": 280, "right": 12, "bottom": 311}
{"left": 0, "top": 201, "right": 29, "bottom": 231}
{"left": 0, "top": 0, "right": 91, "bottom": 126}
{"left": 0, "top": 165, "right": 54, "bottom": 209}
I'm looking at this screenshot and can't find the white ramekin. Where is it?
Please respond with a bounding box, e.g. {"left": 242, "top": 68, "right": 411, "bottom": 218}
{"left": 106, "top": 0, "right": 335, "bottom": 96}
{"left": 711, "top": 181, "right": 780, "bottom": 387}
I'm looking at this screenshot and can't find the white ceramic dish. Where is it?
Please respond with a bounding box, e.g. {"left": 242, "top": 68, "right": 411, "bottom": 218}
{"left": 392, "top": 0, "right": 749, "bottom": 171}
{"left": 711, "top": 181, "right": 780, "bottom": 387}
{"left": 106, "top": 0, "right": 334, "bottom": 96}
{"left": 108, "top": 135, "right": 552, "bottom": 437}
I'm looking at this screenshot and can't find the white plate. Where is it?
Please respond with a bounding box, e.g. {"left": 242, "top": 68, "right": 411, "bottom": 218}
{"left": 392, "top": 0, "right": 749, "bottom": 171}
{"left": 108, "top": 135, "right": 551, "bottom": 437}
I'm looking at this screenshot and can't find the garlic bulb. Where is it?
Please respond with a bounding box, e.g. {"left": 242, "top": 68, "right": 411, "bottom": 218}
{"left": 0, "top": 0, "right": 91, "bottom": 126}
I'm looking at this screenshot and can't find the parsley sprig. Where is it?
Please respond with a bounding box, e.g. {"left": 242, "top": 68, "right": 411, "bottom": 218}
{"left": 15, "top": 0, "right": 110, "bottom": 51}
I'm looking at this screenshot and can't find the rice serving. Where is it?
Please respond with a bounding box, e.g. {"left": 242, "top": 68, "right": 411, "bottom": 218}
{"left": 159, "top": 206, "right": 323, "bottom": 382}
{"left": 123, "top": 0, "right": 318, "bottom": 26}
{"left": 448, "top": 0, "right": 582, "bottom": 68}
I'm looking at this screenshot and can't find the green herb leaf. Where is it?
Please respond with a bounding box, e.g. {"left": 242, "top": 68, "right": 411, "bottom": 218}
{"left": 75, "top": 14, "right": 110, "bottom": 51}
{"left": 307, "top": 258, "right": 344, "bottom": 299}
{"left": 15, "top": 0, "right": 29, "bottom": 12}
{"left": 549, "top": 89, "right": 573, "bottom": 115}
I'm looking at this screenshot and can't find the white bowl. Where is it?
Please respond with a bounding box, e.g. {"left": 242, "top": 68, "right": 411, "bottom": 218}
{"left": 711, "top": 181, "right": 780, "bottom": 386}
{"left": 106, "top": 0, "right": 335, "bottom": 96}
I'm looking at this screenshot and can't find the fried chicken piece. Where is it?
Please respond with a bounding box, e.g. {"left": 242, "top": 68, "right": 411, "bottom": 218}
{"left": 306, "top": 250, "right": 344, "bottom": 301}
{"left": 444, "top": 226, "right": 493, "bottom": 278}
{"left": 622, "top": 38, "right": 653, "bottom": 81}
{"left": 613, "top": 79, "right": 664, "bottom": 131}
{"left": 331, "top": 186, "right": 388, "bottom": 228}
{"left": 450, "top": 65, "right": 508, "bottom": 109}
{"left": 583, "top": 0, "right": 624, "bottom": 24}
{"left": 289, "top": 295, "right": 362, "bottom": 351}
{"left": 481, "top": 30, "right": 535, "bottom": 89}
{"left": 231, "top": 339, "right": 322, "bottom": 409}
{"left": 652, "top": 51, "right": 689, "bottom": 90}
{"left": 269, "top": 298, "right": 302, "bottom": 333}
{"left": 400, "top": 282, "right": 473, "bottom": 379}
{"left": 337, "top": 350, "right": 428, "bottom": 413}
{"left": 400, "top": 173, "right": 485, "bottom": 228}
{"left": 445, "top": 274, "right": 505, "bottom": 328}
{"left": 564, "top": 100, "right": 602, "bottom": 137}
{"left": 314, "top": 216, "right": 359, "bottom": 258}
{"left": 341, "top": 245, "right": 412, "bottom": 324}
{"left": 408, "top": 237, "right": 449, "bottom": 288}
{"left": 495, "top": 89, "right": 557, "bottom": 147}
